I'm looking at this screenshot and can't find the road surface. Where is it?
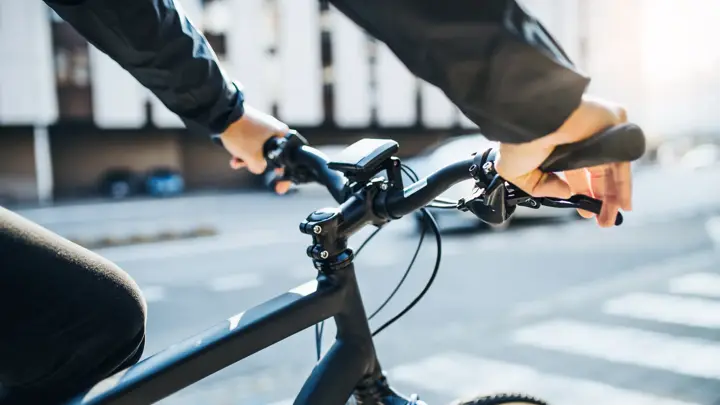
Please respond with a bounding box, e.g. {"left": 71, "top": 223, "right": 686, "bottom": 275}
{"left": 11, "top": 166, "right": 720, "bottom": 405}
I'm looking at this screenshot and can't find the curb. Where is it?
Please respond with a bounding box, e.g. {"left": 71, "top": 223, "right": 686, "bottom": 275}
{"left": 68, "top": 225, "right": 219, "bottom": 250}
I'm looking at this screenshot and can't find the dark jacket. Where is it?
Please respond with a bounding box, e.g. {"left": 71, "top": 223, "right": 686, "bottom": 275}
{"left": 44, "top": 0, "right": 590, "bottom": 143}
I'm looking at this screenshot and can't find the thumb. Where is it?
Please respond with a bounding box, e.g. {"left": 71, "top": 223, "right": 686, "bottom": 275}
{"left": 519, "top": 171, "right": 572, "bottom": 199}
{"left": 245, "top": 153, "right": 268, "bottom": 175}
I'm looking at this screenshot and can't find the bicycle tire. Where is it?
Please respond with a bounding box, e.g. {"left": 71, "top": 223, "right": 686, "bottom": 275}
{"left": 448, "top": 393, "right": 549, "bottom": 405}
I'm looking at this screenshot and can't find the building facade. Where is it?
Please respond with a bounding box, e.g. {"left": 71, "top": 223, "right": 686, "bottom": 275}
{"left": 1, "top": 0, "right": 718, "bottom": 204}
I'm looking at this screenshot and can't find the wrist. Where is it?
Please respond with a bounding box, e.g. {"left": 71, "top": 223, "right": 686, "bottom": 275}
{"left": 539, "top": 95, "right": 627, "bottom": 148}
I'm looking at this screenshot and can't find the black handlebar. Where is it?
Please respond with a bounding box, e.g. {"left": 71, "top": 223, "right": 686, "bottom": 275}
{"left": 213, "top": 122, "right": 646, "bottom": 228}
{"left": 539, "top": 123, "right": 646, "bottom": 172}
{"left": 260, "top": 132, "right": 477, "bottom": 219}
{"left": 214, "top": 133, "right": 349, "bottom": 203}
{"left": 384, "top": 158, "right": 474, "bottom": 218}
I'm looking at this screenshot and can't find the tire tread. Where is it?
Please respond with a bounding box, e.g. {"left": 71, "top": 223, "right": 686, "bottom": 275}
{"left": 448, "top": 393, "right": 549, "bottom": 405}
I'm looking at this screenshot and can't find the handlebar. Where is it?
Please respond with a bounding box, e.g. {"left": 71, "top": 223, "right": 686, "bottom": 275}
{"left": 212, "top": 122, "right": 646, "bottom": 230}
{"left": 264, "top": 136, "right": 349, "bottom": 204}
{"left": 259, "top": 131, "right": 477, "bottom": 221}
{"left": 384, "top": 158, "right": 474, "bottom": 218}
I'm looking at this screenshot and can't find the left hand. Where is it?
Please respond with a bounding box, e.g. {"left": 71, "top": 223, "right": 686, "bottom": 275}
{"left": 494, "top": 95, "right": 632, "bottom": 228}
{"left": 220, "top": 104, "right": 292, "bottom": 195}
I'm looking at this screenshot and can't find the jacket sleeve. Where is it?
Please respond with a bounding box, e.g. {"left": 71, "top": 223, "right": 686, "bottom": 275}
{"left": 44, "top": 0, "right": 244, "bottom": 135}
{"left": 330, "top": 0, "right": 591, "bottom": 144}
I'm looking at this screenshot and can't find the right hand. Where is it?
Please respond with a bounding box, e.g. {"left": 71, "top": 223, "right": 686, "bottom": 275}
{"left": 494, "top": 95, "right": 632, "bottom": 227}
{"left": 220, "top": 104, "right": 292, "bottom": 194}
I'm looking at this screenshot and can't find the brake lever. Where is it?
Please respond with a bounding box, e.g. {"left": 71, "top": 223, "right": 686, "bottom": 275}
{"left": 535, "top": 195, "right": 624, "bottom": 225}
{"left": 466, "top": 148, "right": 624, "bottom": 226}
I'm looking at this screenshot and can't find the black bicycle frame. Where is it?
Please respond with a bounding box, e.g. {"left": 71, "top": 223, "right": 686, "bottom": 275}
{"left": 64, "top": 144, "right": 476, "bottom": 405}
{"left": 65, "top": 264, "right": 381, "bottom": 405}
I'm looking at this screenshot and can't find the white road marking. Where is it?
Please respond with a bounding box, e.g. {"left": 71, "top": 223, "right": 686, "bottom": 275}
{"left": 513, "top": 318, "right": 720, "bottom": 380}
{"left": 97, "top": 231, "right": 282, "bottom": 263}
{"left": 706, "top": 217, "right": 720, "bottom": 247}
{"left": 390, "top": 352, "right": 696, "bottom": 405}
{"left": 141, "top": 285, "right": 166, "bottom": 303}
{"left": 510, "top": 250, "right": 718, "bottom": 318}
{"left": 603, "top": 292, "right": 720, "bottom": 328}
{"left": 208, "top": 273, "right": 264, "bottom": 292}
{"left": 267, "top": 400, "right": 293, "bottom": 405}
{"left": 669, "top": 272, "right": 720, "bottom": 297}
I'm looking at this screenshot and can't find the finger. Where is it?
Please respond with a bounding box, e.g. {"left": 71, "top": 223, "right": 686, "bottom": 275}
{"left": 588, "top": 164, "right": 607, "bottom": 200}
{"left": 598, "top": 199, "right": 620, "bottom": 227}
{"left": 229, "top": 157, "right": 246, "bottom": 170}
{"left": 564, "top": 168, "right": 595, "bottom": 218}
{"left": 245, "top": 155, "right": 268, "bottom": 175}
{"left": 614, "top": 161, "right": 632, "bottom": 211}
{"left": 596, "top": 164, "right": 621, "bottom": 228}
{"left": 526, "top": 171, "right": 571, "bottom": 199}
{"left": 274, "top": 180, "right": 292, "bottom": 195}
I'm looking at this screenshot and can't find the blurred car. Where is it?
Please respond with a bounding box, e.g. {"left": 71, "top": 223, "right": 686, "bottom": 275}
{"left": 405, "top": 133, "right": 580, "bottom": 232}
{"left": 144, "top": 167, "right": 185, "bottom": 197}
{"left": 99, "top": 168, "right": 142, "bottom": 199}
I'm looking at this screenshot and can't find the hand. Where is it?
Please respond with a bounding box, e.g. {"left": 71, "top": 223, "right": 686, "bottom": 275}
{"left": 494, "top": 95, "right": 632, "bottom": 228}
{"left": 220, "top": 104, "right": 292, "bottom": 194}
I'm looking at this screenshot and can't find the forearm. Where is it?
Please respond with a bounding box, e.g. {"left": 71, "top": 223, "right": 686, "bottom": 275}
{"left": 45, "top": 0, "right": 243, "bottom": 135}
{"left": 330, "top": 0, "right": 590, "bottom": 144}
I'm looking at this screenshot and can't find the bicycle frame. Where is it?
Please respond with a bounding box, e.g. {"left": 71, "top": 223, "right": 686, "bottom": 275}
{"left": 66, "top": 263, "right": 381, "bottom": 405}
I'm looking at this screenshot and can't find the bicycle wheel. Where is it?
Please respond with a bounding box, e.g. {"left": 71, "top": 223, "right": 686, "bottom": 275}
{"left": 448, "top": 393, "right": 549, "bottom": 405}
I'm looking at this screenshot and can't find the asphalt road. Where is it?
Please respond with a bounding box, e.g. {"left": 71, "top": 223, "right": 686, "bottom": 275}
{"left": 12, "top": 166, "right": 720, "bottom": 405}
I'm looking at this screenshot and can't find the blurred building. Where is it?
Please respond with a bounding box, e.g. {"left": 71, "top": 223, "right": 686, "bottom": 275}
{"left": 1, "top": 0, "right": 718, "bottom": 204}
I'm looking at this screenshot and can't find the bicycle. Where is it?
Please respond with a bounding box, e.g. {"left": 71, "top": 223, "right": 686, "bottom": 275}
{"left": 64, "top": 123, "right": 645, "bottom": 405}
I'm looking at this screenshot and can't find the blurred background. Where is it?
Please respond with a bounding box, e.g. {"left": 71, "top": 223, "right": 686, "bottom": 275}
{"left": 2, "top": 0, "right": 720, "bottom": 404}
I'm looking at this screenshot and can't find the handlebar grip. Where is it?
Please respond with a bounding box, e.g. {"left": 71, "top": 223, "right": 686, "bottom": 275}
{"left": 209, "top": 133, "right": 291, "bottom": 169}
{"left": 539, "top": 123, "right": 646, "bottom": 173}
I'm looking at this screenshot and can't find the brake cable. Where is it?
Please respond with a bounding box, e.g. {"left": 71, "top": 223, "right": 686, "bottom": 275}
{"left": 370, "top": 164, "right": 443, "bottom": 336}
{"left": 372, "top": 206, "right": 442, "bottom": 337}
{"left": 314, "top": 163, "right": 444, "bottom": 359}
{"left": 367, "top": 164, "right": 428, "bottom": 322}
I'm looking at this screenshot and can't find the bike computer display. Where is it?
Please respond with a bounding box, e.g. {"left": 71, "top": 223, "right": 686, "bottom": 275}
{"left": 327, "top": 139, "right": 399, "bottom": 177}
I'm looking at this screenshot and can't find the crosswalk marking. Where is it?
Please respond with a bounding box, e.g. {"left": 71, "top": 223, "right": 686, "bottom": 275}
{"left": 669, "top": 272, "right": 720, "bottom": 298}
{"left": 603, "top": 292, "right": 720, "bottom": 328}
{"left": 513, "top": 319, "right": 720, "bottom": 380}
{"left": 390, "top": 352, "right": 697, "bottom": 405}
{"left": 510, "top": 251, "right": 717, "bottom": 318}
